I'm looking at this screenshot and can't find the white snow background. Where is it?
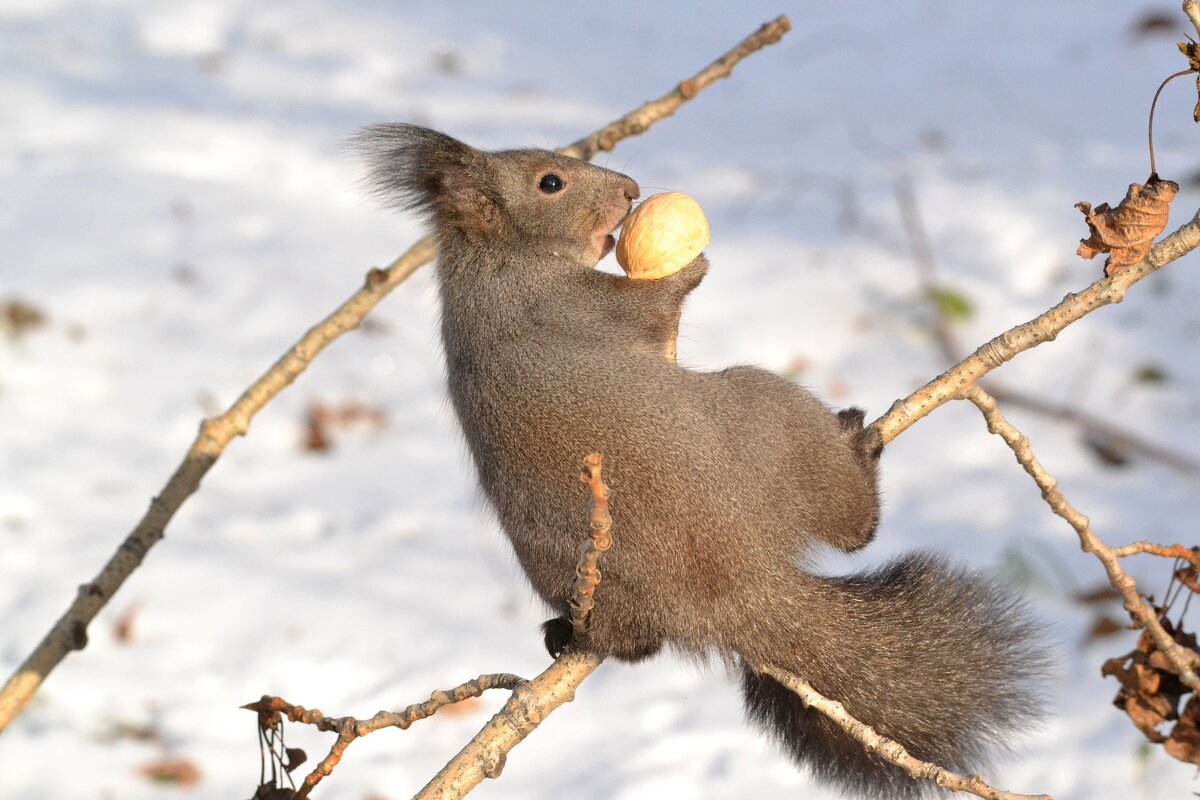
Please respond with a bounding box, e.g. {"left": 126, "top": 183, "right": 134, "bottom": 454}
{"left": 3, "top": 1, "right": 1200, "bottom": 798}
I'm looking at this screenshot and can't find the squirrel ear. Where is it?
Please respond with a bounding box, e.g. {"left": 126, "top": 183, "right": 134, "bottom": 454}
{"left": 351, "top": 124, "right": 498, "bottom": 237}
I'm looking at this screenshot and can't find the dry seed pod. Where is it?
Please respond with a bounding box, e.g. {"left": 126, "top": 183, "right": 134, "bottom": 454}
{"left": 615, "top": 192, "right": 710, "bottom": 280}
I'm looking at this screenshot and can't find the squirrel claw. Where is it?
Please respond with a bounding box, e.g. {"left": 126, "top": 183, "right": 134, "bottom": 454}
{"left": 541, "top": 616, "right": 574, "bottom": 658}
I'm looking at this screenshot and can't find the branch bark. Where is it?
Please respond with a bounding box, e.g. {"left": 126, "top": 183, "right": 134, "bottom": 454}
{"left": 0, "top": 14, "right": 794, "bottom": 734}
{"left": 412, "top": 652, "right": 603, "bottom": 800}
{"left": 964, "top": 385, "right": 1200, "bottom": 689}
{"left": 871, "top": 207, "right": 1200, "bottom": 445}
{"left": 760, "top": 666, "right": 1052, "bottom": 800}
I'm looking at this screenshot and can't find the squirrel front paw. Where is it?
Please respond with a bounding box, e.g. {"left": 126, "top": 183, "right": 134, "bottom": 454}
{"left": 541, "top": 616, "right": 575, "bottom": 659}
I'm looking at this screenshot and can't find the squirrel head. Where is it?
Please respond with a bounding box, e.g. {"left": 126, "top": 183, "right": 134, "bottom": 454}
{"left": 353, "top": 124, "right": 639, "bottom": 267}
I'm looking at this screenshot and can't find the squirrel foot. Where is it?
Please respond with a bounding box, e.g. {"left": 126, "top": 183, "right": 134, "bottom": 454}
{"left": 541, "top": 616, "right": 575, "bottom": 659}
{"left": 837, "top": 407, "right": 883, "bottom": 463}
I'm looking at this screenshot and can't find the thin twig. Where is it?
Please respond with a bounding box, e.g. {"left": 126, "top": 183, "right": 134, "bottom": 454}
{"left": 569, "top": 454, "right": 613, "bottom": 641}
{"left": 759, "top": 666, "right": 1052, "bottom": 800}
{"left": 893, "top": 173, "right": 1197, "bottom": 472}
{"left": 871, "top": 207, "right": 1200, "bottom": 446}
{"left": 560, "top": 16, "right": 792, "bottom": 160}
{"left": 982, "top": 386, "right": 1199, "bottom": 473}
{"left": 1111, "top": 541, "right": 1200, "bottom": 566}
{"left": 964, "top": 385, "right": 1200, "bottom": 689}
{"left": 0, "top": 14, "right": 792, "bottom": 733}
{"left": 894, "top": 173, "right": 959, "bottom": 364}
{"left": 244, "top": 674, "right": 525, "bottom": 799}
{"left": 1149, "top": 69, "right": 1194, "bottom": 175}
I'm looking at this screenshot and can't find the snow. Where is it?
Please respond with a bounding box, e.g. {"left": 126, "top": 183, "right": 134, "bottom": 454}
{"left": 3, "top": 2, "right": 1200, "bottom": 798}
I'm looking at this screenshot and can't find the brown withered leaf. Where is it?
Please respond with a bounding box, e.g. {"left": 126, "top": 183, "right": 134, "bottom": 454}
{"left": 1176, "top": 564, "right": 1200, "bottom": 594}
{"left": 1087, "top": 615, "right": 1125, "bottom": 641}
{"left": 1076, "top": 174, "right": 1178, "bottom": 276}
{"left": 283, "top": 747, "right": 307, "bottom": 774}
{"left": 140, "top": 756, "right": 202, "bottom": 786}
{"left": 1180, "top": 40, "right": 1200, "bottom": 121}
{"left": 251, "top": 782, "right": 295, "bottom": 800}
{"left": 1075, "top": 584, "right": 1122, "bottom": 605}
{"left": 113, "top": 602, "right": 141, "bottom": 644}
{"left": 1133, "top": 11, "right": 1177, "bottom": 38}
{"left": 301, "top": 398, "right": 388, "bottom": 453}
{"left": 1166, "top": 695, "right": 1200, "bottom": 764}
{"left": 1103, "top": 614, "right": 1200, "bottom": 762}
{"left": 1, "top": 299, "right": 48, "bottom": 340}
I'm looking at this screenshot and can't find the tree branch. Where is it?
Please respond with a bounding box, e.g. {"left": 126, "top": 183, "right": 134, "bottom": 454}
{"left": 894, "top": 174, "right": 1198, "bottom": 472}
{"left": 0, "top": 15, "right": 793, "bottom": 734}
{"left": 245, "top": 674, "right": 526, "bottom": 799}
{"left": 871, "top": 206, "right": 1200, "bottom": 445}
{"left": 964, "top": 384, "right": 1200, "bottom": 689}
{"left": 759, "top": 666, "right": 1052, "bottom": 800}
{"left": 411, "top": 652, "right": 603, "bottom": 800}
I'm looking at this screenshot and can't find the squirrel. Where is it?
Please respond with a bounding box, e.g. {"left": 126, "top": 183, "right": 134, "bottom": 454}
{"left": 354, "top": 124, "right": 1043, "bottom": 799}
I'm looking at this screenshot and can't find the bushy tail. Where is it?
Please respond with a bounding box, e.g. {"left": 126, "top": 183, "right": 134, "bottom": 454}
{"left": 739, "top": 553, "right": 1044, "bottom": 799}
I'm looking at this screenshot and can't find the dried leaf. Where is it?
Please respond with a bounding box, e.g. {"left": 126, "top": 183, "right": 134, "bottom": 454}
{"left": 140, "top": 756, "right": 202, "bottom": 786}
{"left": 252, "top": 782, "right": 295, "bottom": 800}
{"left": 1076, "top": 174, "right": 1178, "bottom": 276}
{"left": 1104, "top": 615, "right": 1200, "bottom": 763}
{"left": 1178, "top": 40, "right": 1200, "bottom": 72}
{"left": 283, "top": 747, "right": 307, "bottom": 773}
{"left": 1088, "top": 615, "right": 1125, "bottom": 640}
{"left": 1177, "top": 565, "right": 1200, "bottom": 594}
{"left": 1166, "top": 695, "right": 1200, "bottom": 765}
{"left": 1134, "top": 11, "right": 1177, "bottom": 38}
{"left": 303, "top": 408, "right": 331, "bottom": 452}
{"left": 1082, "top": 432, "right": 1130, "bottom": 468}
{"left": 1177, "top": 40, "right": 1200, "bottom": 121}
{"left": 302, "top": 399, "right": 389, "bottom": 453}
{"left": 113, "top": 602, "right": 141, "bottom": 644}
{"left": 1075, "top": 584, "right": 1122, "bottom": 605}
{"left": 1, "top": 299, "right": 48, "bottom": 340}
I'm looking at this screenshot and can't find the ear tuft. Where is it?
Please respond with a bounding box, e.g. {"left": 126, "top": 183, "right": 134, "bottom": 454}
{"left": 350, "top": 124, "right": 493, "bottom": 230}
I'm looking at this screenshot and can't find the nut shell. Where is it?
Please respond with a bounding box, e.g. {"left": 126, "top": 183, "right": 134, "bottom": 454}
{"left": 615, "top": 192, "right": 709, "bottom": 280}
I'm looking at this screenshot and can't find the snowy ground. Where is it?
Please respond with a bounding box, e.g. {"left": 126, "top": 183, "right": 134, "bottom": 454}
{"left": 3, "top": 2, "right": 1200, "bottom": 798}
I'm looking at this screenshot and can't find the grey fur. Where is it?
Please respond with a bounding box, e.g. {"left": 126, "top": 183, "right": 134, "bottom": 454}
{"left": 355, "top": 123, "right": 1044, "bottom": 798}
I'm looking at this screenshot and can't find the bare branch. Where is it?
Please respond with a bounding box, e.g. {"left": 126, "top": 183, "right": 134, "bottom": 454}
{"left": 759, "top": 666, "right": 1052, "bottom": 800}
{"left": 1111, "top": 541, "right": 1200, "bottom": 566}
{"left": 872, "top": 207, "right": 1200, "bottom": 446}
{"left": 0, "top": 15, "right": 792, "bottom": 733}
{"left": 894, "top": 175, "right": 1198, "bottom": 472}
{"left": 964, "top": 385, "right": 1200, "bottom": 689}
{"left": 245, "top": 674, "right": 526, "bottom": 799}
{"left": 982, "top": 385, "right": 1199, "bottom": 473}
{"left": 561, "top": 16, "right": 791, "bottom": 161}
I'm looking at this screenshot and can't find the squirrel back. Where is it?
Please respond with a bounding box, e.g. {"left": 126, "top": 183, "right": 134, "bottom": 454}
{"left": 356, "top": 124, "right": 1043, "bottom": 798}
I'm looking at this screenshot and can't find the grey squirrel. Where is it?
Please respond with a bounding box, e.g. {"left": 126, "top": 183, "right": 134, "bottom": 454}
{"left": 355, "top": 124, "right": 1043, "bottom": 798}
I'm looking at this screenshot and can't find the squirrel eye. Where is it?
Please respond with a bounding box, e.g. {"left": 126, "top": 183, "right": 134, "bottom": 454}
{"left": 538, "top": 173, "right": 564, "bottom": 194}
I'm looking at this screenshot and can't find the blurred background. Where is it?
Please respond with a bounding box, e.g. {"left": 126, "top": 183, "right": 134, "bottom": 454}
{"left": 3, "top": 2, "right": 1199, "bottom": 798}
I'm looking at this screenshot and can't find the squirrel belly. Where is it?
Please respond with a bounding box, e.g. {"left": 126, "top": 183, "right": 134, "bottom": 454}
{"left": 355, "top": 123, "right": 1045, "bottom": 799}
